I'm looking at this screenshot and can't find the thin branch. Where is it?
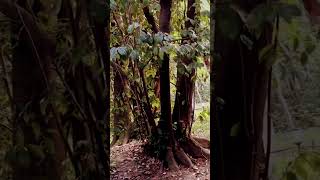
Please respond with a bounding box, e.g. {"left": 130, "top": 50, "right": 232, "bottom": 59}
{"left": 141, "top": 3, "right": 159, "bottom": 32}
{"left": 0, "top": 122, "right": 13, "bottom": 132}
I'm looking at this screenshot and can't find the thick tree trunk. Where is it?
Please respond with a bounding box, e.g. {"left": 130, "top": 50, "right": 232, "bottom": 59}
{"left": 172, "top": 0, "right": 196, "bottom": 136}
{"left": 213, "top": 1, "right": 273, "bottom": 180}
{"left": 156, "top": 0, "right": 181, "bottom": 170}
{"left": 170, "top": 0, "right": 210, "bottom": 168}
{"left": 7, "top": 1, "right": 66, "bottom": 180}
{"left": 86, "top": 2, "right": 110, "bottom": 178}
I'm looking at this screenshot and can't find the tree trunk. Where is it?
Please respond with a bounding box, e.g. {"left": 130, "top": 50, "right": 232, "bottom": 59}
{"left": 7, "top": 1, "right": 66, "bottom": 180}
{"left": 111, "top": 64, "right": 132, "bottom": 146}
{"left": 213, "top": 1, "right": 273, "bottom": 180}
{"left": 171, "top": 0, "right": 210, "bottom": 168}
{"left": 156, "top": 0, "right": 181, "bottom": 170}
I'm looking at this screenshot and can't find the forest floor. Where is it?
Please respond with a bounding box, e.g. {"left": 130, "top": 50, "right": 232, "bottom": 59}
{"left": 110, "top": 140, "right": 210, "bottom": 180}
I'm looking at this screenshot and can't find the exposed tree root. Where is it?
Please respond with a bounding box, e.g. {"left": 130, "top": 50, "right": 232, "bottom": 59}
{"left": 163, "top": 137, "right": 210, "bottom": 171}
{"left": 110, "top": 135, "right": 119, "bottom": 147}
{"left": 165, "top": 147, "right": 179, "bottom": 171}
{"left": 180, "top": 137, "right": 210, "bottom": 159}
{"left": 111, "top": 130, "right": 130, "bottom": 147}
{"left": 173, "top": 146, "right": 195, "bottom": 168}
{"left": 145, "top": 135, "right": 210, "bottom": 171}
{"left": 192, "top": 136, "right": 210, "bottom": 149}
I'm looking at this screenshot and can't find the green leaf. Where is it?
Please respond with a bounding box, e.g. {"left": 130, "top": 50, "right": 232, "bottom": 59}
{"left": 110, "top": 47, "right": 119, "bottom": 60}
{"left": 127, "top": 22, "right": 140, "bottom": 34}
{"left": 230, "top": 122, "right": 241, "bottom": 137}
{"left": 139, "top": 31, "right": 149, "bottom": 43}
{"left": 154, "top": 32, "right": 164, "bottom": 44}
{"left": 159, "top": 47, "right": 165, "bottom": 59}
{"left": 129, "top": 50, "right": 139, "bottom": 61}
{"left": 164, "top": 34, "right": 173, "bottom": 41}
{"left": 117, "top": 46, "right": 127, "bottom": 56}
{"left": 110, "top": 0, "right": 117, "bottom": 10}
{"left": 294, "top": 159, "right": 309, "bottom": 180}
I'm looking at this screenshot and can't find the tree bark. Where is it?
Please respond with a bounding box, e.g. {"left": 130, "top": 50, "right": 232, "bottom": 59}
{"left": 170, "top": 0, "right": 210, "bottom": 167}
{"left": 157, "top": 0, "right": 180, "bottom": 170}
{"left": 213, "top": 1, "right": 273, "bottom": 180}
{"left": 111, "top": 64, "right": 132, "bottom": 146}
{"left": 7, "top": 1, "right": 66, "bottom": 180}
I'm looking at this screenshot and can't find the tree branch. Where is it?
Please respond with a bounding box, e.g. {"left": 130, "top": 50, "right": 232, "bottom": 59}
{"left": 141, "top": 4, "right": 159, "bottom": 33}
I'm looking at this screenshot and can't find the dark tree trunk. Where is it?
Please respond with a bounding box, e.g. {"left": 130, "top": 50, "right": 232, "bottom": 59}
{"left": 213, "top": 1, "right": 273, "bottom": 180}
{"left": 4, "top": 1, "right": 66, "bottom": 180}
{"left": 171, "top": 0, "right": 210, "bottom": 167}
{"left": 157, "top": 0, "right": 180, "bottom": 170}
{"left": 85, "top": 1, "right": 110, "bottom": 178}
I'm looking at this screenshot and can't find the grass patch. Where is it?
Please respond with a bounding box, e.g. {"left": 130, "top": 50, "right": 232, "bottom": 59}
{"left": 192, "top": 105, "right": 210, "bottom": 139}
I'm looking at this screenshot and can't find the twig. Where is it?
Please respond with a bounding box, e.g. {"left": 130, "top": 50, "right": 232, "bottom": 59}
{"left": 0, "top": 122, "right": 13, "bottom": 132}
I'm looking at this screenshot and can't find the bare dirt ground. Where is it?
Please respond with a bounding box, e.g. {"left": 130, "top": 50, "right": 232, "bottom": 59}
{"left": 110, "top": 140, "right": 210, "bottom": 180}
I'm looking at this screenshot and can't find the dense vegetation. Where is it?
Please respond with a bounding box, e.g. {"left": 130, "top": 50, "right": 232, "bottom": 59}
{"left": 0, "top": 0, "right": 319, "bottom": 180}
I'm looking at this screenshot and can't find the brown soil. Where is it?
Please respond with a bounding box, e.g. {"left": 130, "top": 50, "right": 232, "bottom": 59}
{"left": 110, "top": 140, "right": 210, "bottom": 180}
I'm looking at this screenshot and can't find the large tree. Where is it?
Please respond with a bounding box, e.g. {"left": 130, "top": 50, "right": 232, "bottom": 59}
{"left": 213, "top": 1, "right": 274, "bottom": 180}
{"left": 157, "top": 0, "right": 210, "bottom": 170}
{"left": 1, "top": 0, "right": 66, "bottom": 179}
{"left": 212, "top": 0, "right": 301, "bottom": 180}
{"left": 0, "top": 0, "right": 110, "bottom": 179}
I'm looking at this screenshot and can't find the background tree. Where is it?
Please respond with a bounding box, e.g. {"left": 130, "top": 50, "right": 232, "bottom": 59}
{"left": 0, "top": 0, "right": 110, "bottom": 179}
{"left": 212, "top": 0, "right": 301, "bottom": 180}
{"left": 110, "top": 0, "right": 211, "bottom": 171}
